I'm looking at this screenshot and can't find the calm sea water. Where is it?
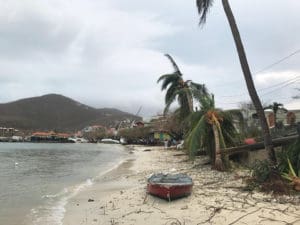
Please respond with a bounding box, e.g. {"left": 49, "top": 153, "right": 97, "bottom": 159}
{"left": 0, "top": 143, "right": 128, "bottom": 225}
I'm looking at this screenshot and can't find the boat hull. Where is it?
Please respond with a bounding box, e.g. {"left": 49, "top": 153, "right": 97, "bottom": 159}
{"left": 147, "top": 173, "right": 193, "bottom": 200}
{"left": 147, "top": 183, "right": 192, "bottom": 200}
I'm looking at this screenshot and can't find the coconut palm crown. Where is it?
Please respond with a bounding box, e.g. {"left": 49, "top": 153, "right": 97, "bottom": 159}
{"left": 157, "top": 54, "right": 207, "bottom": 119}
{"left": 196, "top": 0, "right": 214, "bottom": 25}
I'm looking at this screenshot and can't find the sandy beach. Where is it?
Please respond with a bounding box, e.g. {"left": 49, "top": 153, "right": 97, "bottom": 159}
{"left": 63, "top": 145, "right": 300, "bottom": 225}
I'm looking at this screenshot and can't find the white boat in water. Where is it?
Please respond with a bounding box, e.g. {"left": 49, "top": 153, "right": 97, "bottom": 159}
{"left": 100, "top": 138, "right": 120, "bottom": 144}
{"left": 120, "top": 137, "right": 127, "bottom": 144}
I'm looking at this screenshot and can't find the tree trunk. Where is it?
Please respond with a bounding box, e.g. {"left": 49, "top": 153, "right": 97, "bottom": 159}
{"left": 221, "top": 0, "right": 277, "bottom": 165}
{"left": 187, "top": 92, "right": 194, "bottom": 113}
{"left": 212, "top": 124, "right": 225, "bottom": 171}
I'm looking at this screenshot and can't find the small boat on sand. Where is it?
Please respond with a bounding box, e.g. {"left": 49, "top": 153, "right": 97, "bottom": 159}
{"left": 147, "top": 173, "right": 193, "bottom": 201}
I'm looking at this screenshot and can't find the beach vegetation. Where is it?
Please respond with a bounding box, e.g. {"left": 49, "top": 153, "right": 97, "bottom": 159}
{"left": 281, "top": 158, "right": 300, "bottom": 191}
{"left": 156, "top": 113, "right": 185, "bottom": 140}
{"left": 83, "top": 130, "right": 106, "bottom": 142}
{"left": 248, "top": 140, "right": 300, "bottom": 193}
{"left": 251, "top": 160, "right": 273, "bottom": 184}
{"left": 118, "top": 127, "right": 151, "bottom": 143}
{"left": 278, "top": 139, "right": 300, "bottom": 180}
{"left": 248, "top": 159, "right": 289, "bottom": 194}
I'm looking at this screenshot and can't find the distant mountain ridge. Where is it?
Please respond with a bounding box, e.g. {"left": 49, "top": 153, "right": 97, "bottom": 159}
{"left": 0, "top": 94, "right": 141, "bottom": 131}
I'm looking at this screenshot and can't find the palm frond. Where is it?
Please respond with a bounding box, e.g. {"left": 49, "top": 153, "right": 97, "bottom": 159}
{"left": 198, "top": 94, "right": 215, "bottom": 111}
{"left": 175, "top": 88, "right": 193, "bottom": 116}
{"left": 219, "top": 111, "right": 237, "bottom": 147}
{"left": 158, "top": 73, "right": 181, "bottom": 91}
{"left": 164, "top": 54, "right": 182, "bottom": 75}
{"left": 196, "top": 0, "right": 214, "bottom": 25}
{"left": 163, "top": 92, "right": 177, "bottom": 115}
{"left": 190, "top": 82, "right": 208, "bottom": 99}
{"left": 186, "top": 116, "right": 207, "bottom": 158}
{"left": 157, "top": 72, "right": 180, "bottom": 83}
{"left": 165, "top": 83, "right": 178, "bottom": 104}
{"left": 163, "top": 88, "right": 192, "bottom": 117}
{"left": 178, "top": 99, "right": 192, "bottom": 120}
{"left": 263, "top": 105, "right": 272, "bottom": 110}
{"left": 157, "top": 73, "right": 173, "bottom": 83}
{"left": 185, "top": 110, "right": 205, "bottom": 131}
{"left": 264, "top": 102, "right": 288, "bottom": 114}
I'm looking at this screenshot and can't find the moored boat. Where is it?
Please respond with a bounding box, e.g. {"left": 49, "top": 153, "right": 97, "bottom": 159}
{"left": 100, "top": 138, "right": 120, "bottom": 144}
{"left": 68, "top": 137, "right": 89, "bottom": 143}
{"left": 147, "top": 173, "right": 193, "bottom": 201}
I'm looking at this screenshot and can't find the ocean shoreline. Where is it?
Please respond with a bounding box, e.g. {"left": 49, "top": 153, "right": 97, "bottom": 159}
{"left": 63, "top": 147, "right": 137, "bottom": 225}
{"left": 9, "top": 143, "right": 130, "bottom": 225}
{"left": 44, "top": 144, "right": 135, "bottom": 225}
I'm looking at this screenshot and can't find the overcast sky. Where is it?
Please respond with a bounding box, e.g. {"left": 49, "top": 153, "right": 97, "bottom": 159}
{"left": 0, "top": 0, "right": 299, "bottom": 117}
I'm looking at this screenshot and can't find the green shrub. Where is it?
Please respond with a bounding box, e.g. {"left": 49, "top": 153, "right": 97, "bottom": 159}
{"left": 278, "top": 139, "right": 300, "bottom": 175}
{"left": 251, "top": 160, "right": 272, "bottom": 183}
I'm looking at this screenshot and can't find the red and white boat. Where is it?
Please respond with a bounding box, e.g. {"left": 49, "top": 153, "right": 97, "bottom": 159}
{"left": 147, "top": 173, "right": 193, "bottom": 201}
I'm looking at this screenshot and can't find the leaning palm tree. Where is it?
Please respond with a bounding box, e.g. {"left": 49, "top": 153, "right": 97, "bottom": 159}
{"left": 196, "top": 0, "right": 277, "bottom": 165}
{"left": 186, "top": 94, "right": 236, "bottom": 171}
{"left": 157, "top": 54, "right": 207, "bottom": 119}
{"left": 264, "top": 102, "right": 288, "bottom": 128}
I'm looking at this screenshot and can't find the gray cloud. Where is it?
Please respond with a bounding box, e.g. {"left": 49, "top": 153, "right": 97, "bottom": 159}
{"left": 0, "top": 0, "right": 299, "bottom": 117}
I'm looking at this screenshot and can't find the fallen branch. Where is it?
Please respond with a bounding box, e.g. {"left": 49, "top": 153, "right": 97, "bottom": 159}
{"left": 153, "top": 206, "right": 166, "bottom": 214}
{"left": 120, "top": 209, "right": 154, "bottom": 218}
{"left": 197, "top": 206, "right": 222, "bottom": 224}
{"left": 228, "top": 208, "right": 261, "bottom": 225}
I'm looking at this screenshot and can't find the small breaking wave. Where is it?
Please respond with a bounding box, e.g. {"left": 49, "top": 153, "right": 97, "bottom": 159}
{"left": 28, "top": 178, "right": 94, "bottom": 225}
{"left": 26, "top": 147, "right": 130, "bottom": 225}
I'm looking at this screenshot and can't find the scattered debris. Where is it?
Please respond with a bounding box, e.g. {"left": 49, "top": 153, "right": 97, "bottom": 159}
{"left": 180, "top": 205, "right": 188, "bottom": 210}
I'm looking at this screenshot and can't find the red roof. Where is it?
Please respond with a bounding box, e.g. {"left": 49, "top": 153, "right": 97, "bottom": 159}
{"left": 32, "top": 132, "right": 54, "bottom": 137}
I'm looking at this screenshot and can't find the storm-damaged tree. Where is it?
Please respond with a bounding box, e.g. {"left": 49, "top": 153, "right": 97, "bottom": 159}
{"left": 196, "top": 0, "right": 277, "bottom": 165}
{"left": 157, "top": 54, "right": 207, "bottom": 120}
{"left": 185, "top": 94, "right": 236, "bottom": 171}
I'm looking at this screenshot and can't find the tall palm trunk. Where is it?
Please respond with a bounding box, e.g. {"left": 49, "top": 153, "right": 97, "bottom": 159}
{"left": 221, "top": 0, "right": 277, "bottom": 165}
{"left": 212, "top": 124, "right": 224, "bottom": 171}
